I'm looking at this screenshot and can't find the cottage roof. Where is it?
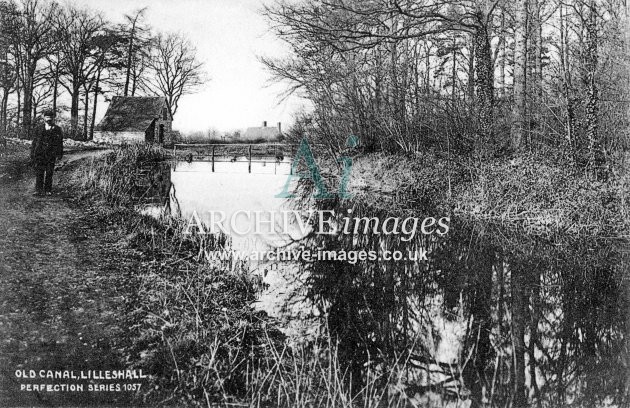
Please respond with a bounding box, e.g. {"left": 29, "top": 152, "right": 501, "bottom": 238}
{"left": 242, "top": 126, "right": 281, "bottom": 141}
{"left": 95, "top": 96, "right": 170, "bottom": 132}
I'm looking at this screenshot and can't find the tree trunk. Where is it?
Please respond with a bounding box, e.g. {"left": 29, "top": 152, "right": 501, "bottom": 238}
{"left": 510, "top": 0, "right": 528, "bottom": 152}
{"left": 499, "top": 11, "right": 506, "bottom": 98}
{"left": 584, "top": 1, "right": 601, "bottom": 168}
{"left": 0, "top": 94, "right": 6, "bottom": 132}
{"left": 89, "top": 70, "right": 101, "bottom": 140}
{"left": 83, "top": 89, "right": 89, "bottom": 140}
{"left": 559, "top": 3, "right": 576, "bottom": 160}
{"left": 14, "top": 50, "right": 21, "bottom": 130}
{"left": 390, "top": 17, "right": 400, "bottom": 127}
{"left": 0, "top": 88, "right": 8, "bottom": 132}
{"left": 425, "top": 40, "right": 431, "bottom": 93}
{"left": 411, "top": 42, "right": 419, "bottom": 117}
{"left": 52, "top": 57, "right": 59, "bottom": 114}
{"left": 16, "top": 85, "right": 20, "bottom": 130}
{"left": 124, "top": 27, "right": 135, "bottom": 97}
{"left": 532, "top": 0, "right": 543, "bottom": 143}
{"left": 451, "top": 35, "right": 458, "bottom": 104}
{"left": 131, "top": 57, "right": 139, "bottom": 96}
{"left": 533, "top": 0, "right": 543, "bottom": 97}
{"left": 474, "top": 26, "right": 494, "bottom": 149}
{"left": 468, "top": 33, "right": 475, "bottom": 102}
{"left": 70, "top": 77, "right": 80, "bottom": 138}
{"left": 131, "top": 73, "right": 137, "bottom": 96}
{"left": 21, "top": 63, "right": 35, "bottom": 138}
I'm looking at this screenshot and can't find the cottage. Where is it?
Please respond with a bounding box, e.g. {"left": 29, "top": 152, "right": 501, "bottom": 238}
{"left": 93, "top": 96, "right": 173, "bottom": 145}
{"left": 241, "top": 121, "right": 282, "bottom": 142}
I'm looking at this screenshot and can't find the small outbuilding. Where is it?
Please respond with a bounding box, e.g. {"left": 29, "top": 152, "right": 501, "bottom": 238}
{"left": 93, "top": 96, "right": 173, "bottom": 145}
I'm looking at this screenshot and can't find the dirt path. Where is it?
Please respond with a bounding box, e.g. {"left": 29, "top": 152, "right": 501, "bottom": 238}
{"left": 0, "top": 150, "right": 144, "bottom": 407}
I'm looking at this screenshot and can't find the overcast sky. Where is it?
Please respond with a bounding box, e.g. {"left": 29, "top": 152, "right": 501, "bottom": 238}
{"left": 72, "top": 0, "right": 306, "bottom": 133}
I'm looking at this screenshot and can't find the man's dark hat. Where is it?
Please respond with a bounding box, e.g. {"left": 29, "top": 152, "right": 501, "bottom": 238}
{"left": 42, "top": 109, "right": 55, "bottom": 117}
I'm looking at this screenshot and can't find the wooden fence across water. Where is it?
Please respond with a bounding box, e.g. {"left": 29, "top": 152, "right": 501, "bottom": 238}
{"left": 172, "top": 143, "right": 305, "bottom": 173}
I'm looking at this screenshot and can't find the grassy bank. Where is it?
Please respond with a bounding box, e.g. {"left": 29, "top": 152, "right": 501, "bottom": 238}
{"left": 346, "top": 149, "right": 629, "bottom": 238}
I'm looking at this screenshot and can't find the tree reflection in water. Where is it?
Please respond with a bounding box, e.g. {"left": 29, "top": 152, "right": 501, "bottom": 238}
{"left": 297, "top": 201, "right": 628, "bottom": 407}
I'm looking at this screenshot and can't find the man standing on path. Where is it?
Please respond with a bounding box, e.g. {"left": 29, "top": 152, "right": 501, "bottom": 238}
{"left": 30, "top": 110, "right": 63, "bottom": 196}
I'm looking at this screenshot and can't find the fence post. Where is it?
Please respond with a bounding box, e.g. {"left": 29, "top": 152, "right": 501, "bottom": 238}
{"left": 248, "top": 145, "right": 252, "bottom": 173}
{"left": 212, "top": 146, "right": 215, "bottom": 172}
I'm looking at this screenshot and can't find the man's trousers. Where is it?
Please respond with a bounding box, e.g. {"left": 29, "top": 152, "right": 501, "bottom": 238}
{"left": 34, "top": 161, "right": 55, "bottom": 193}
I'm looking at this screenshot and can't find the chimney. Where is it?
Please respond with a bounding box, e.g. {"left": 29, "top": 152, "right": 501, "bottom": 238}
{"left": 263, "top": 121, "right": 267, "bottom": 127}
{"left": 277, "top": 122, "right": 282, "bottom": 133}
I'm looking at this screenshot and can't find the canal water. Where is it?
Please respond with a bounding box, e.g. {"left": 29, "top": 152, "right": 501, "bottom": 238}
{"left": 143, "top": 159, "right": 629, "bottom": 407}
{"left": 167, "top": 159, "right": 319, "bottom": 336}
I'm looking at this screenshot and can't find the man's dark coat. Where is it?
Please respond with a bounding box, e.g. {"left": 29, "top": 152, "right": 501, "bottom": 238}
{"left": 30, "top": 124, "right": 63, "bottom": 165}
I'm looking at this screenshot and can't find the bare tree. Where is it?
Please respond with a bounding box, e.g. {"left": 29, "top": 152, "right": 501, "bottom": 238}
{"left": 121, "top": 7, "right": 149, "bottom": 97}
{"left": 264, "top": 0, "right": 504, "bottom": 152}
{"left": 144, "top": 32, "right": 205, "bottom": 117}
{"left": 55, "top": 5, "right": 106, "bottom": 138}
{"left": 3, "top": 0, "right": 58, "bottom": 136}
{"left": 86, "top": 30, "right": 126, "bottom": 139}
